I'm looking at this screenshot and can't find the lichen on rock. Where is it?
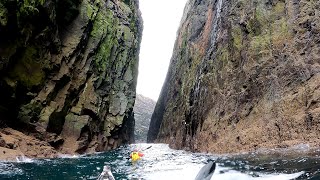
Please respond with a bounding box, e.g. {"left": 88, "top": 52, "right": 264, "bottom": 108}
{"left": 149, "top": 0, "right": 320, "bottom": 154}
{"left": 0, "top": 0, "right": 142, "bottom": 158}
{"left": 0, "top": 2, "right": 8, "bottom": 26}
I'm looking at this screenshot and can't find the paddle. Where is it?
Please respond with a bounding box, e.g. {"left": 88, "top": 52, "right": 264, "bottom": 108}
{"left": 126, "top": 146, "right": 152, "bottom": 160}
{"left": 194, "top": 161, "right": 216, "bottom": 180}
{"left": 142, "top": 146, "right": 152, "bottom": 151}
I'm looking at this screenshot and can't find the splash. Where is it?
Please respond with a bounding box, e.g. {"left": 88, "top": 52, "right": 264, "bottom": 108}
{"left": 15, "top": 156, "right": 33, "bottom": 163}
{"left": 57, "top": 154, "right": 80, "bottom": 159}
{"left": 212, "top": 165, "right": 304, "bottom": 180}
{"left": 0, "top": 143, "right": 318, "bottom": 179}
{"left": 0, "top": 163, "right": 23, "bottom": 175}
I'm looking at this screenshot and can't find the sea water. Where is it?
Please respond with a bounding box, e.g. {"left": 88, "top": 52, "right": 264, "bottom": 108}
{"left": 0, "top": 143, "right": 319, "bottom": 179}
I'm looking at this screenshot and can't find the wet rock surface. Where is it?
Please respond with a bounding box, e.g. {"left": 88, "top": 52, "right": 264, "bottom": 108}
{"left": 148, "top": 0, "right": 320, "bottom": 153}
{"left": 0, "top": 0, "right": 142, "bottom": 158}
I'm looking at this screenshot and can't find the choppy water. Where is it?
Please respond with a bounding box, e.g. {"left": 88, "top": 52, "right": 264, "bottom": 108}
{"left": 0, "top": 143, "right": 320, "bottom": 179}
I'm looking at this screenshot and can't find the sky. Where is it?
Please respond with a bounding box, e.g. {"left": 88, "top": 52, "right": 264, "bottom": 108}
{"left": 137, "top": 0, "right": 188, "bottom": 101}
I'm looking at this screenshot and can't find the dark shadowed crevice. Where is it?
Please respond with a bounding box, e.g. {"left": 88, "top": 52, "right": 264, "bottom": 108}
{"left": 46, "top": 81, "right": 86, "bottom": 134}
{"left": 46, "top": 75, "right": 71, "bottom": 103}
{"left": 76, "top": 125, "right": 91, "bottom": 154}
{"left": 82, "top": 108, "right": 99, "bottom": 121}
{"left": 120, "top": 107, "right": 135, "bottom": 144}
{"left": 56, "top": 0, "right": 81, "bottom": 27}
{"left": 46, "top": 111, "right": 66, "bottom": 134}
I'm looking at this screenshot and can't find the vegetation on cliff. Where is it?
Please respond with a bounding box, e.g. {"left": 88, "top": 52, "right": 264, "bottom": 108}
{"left": 0, "top": 0, "right": 142, "bottom": 158}
{"left": 149, "top": 0, "right": 320, "bottom": 153}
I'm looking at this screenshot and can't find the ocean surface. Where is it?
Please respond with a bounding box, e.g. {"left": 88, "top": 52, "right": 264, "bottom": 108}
{"left": 0, "top": 143, "right": 320, "bottom": 179}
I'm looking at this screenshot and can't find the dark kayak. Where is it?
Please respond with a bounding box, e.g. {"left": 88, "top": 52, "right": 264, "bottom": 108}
{"left": 97, "top": 166, "right": 115, "bottom": 180}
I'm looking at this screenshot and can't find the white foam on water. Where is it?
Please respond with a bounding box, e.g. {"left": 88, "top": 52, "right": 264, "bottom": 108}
{"left": 0, "top": 163, "right": 23, "bottom": 175}
{"left": 212, "top": 165, "right": 304, "bottom": 180}
{"left": 143, "top": 163, "right": 304, "bottom": 180}
{"left": 15, "top": 155, "right": 34, "bottom": 163}
{"left": 256, "top": 171, "right": 305, "bottom": 180}
{"left": 57, "top": 154, "right": 80, "bottom": 159}
{"left": 142, "top": 162, "right": 202, "bottom": 180}
{"left": 128, "top": 144, "right": 305, "bottom": 180}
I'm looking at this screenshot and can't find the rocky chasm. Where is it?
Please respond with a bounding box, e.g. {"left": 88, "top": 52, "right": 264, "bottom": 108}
{"left": 148, "top": 0, "right": 320, "bottom": 153}
{"left": 134, "top": 94, "right": 156, "bottom": 142}
{"left": 0, "top": 0, "right": 142, "bottom": 159}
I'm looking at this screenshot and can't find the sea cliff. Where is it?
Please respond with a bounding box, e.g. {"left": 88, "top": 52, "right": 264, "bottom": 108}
{"left": 0, "top": 0, "right": 142, "bottom": 159}
{"left": 148, "top": 0, "right": 320, "bottom": 153}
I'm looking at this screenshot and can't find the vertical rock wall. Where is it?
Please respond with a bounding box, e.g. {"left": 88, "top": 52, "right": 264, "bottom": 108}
{"left": 134, "top": 94, "right": 156, "bottom": 142}
{"left": 148, "top": 0, "right": 320, "bottom": 153}
{"left": 0, "top": 0, "right": 142, "bottom": 154}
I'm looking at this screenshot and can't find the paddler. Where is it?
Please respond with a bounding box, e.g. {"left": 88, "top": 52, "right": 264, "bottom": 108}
{"left": 130, "top": 150, "right": 144, "bottom": 162}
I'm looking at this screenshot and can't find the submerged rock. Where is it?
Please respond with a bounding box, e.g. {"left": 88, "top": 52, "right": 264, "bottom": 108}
{"left": 0, "top": 0, "right": 142, "bottom": 157}
{"left": 148, "top": 0, "right": 320, "bottom": 153}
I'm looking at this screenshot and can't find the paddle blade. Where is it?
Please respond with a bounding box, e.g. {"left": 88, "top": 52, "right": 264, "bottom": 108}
{"left": 194, "top": 161, "right": 216, "bottom": 180}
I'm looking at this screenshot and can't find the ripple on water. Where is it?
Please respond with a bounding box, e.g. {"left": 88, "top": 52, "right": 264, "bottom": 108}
{"left": 0, "top": 163, "right": 23, "bottom": 176}
{"left": 0, "top": 143, "right": 319, "bottom": 179}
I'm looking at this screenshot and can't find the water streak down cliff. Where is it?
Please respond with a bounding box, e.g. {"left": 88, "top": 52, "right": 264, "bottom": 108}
{"left": 148, "top": 0, "right": 320, "bottom": 153}
{"left": 0, "top": 0, "right": 142, "bottom": 157}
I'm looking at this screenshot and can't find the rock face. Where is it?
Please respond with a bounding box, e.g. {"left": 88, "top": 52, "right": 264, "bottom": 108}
{"left": 134, "top": 94, "right": 156, "bottom": 142}
{"left": 0, "top": 128, "right": 58, "bottom": 160}
{"left": 0, "top": 0, "right": 142, "bottom": 157}
{"left": 148, "top": 0, "right": 320, "bottom": 154}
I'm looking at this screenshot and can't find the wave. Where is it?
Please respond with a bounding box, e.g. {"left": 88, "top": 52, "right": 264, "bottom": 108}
{"left": 0, "top": 163, "right": 23, "bottom": 175}
{"left": 213, "top": 165, "right": 304, "bottom": 180}
{"left": 15, "top": 155, "right": 34, "bottom": 163}
{"left": 57, "top": 154, "right": 81, "bottom": 159}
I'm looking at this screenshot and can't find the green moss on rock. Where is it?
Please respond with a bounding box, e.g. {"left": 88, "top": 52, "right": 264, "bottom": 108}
{"left": 232, "top": 26, "right": 243, "bottom": 50}
{"left": 121, "top": 25, "right": 133, "bottom": 42}
{"left": 90, "top": 10, "right": 114, "bottom": 39}
{"left": 18, "top": 0, "right": 45, "bottom": 17}
{"left": 217, "top": 47, "right": 230, "bottom": 64}
{"left": 247, "top": 17, "right": 262, "bottom": 36}
{"left": 0, "top": 2, "right": 8, "bottom": 26}
{"left": 92, "top": 8, "right": 119, "bottom": 78}
{"left": 9, "top": 46, "right": 45, "bottom": 88}
{"left": 81, "top": 0, "right": 98, "bottom": 20}
{"left": 248, "top": 1, "right": 292, "bottom": 58}
{"left": 249, "top": 34, "right": 271, "bottom": 57}
{"left": 255, "top": 6, "right": 268, "bottom": 29}
{"left": 272, "top": 2, "right": 286, "bottom": 19}
{"left": 18, "top": 101, "right": 43, "bottom": 123}
{"left": 272, "top": 17, "right": 292, "bottom": 47}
